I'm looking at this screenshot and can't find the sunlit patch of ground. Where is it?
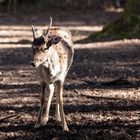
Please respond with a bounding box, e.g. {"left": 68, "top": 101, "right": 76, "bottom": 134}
{"left": 0, "top": 25, "right": 103, "bottom": 45}
{"left": 0, "top": 13, "right": 140, "bottom": 139}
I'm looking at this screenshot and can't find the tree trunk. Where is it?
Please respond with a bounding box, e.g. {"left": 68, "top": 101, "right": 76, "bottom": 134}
{"left": 125, "top": 0, "right": 140, "bottom": 16}
{"left": 98, "top": 0, "right": 140, "bottom": 40}
{"left": 78, "top": 0, "right": 140, "bottom": 43}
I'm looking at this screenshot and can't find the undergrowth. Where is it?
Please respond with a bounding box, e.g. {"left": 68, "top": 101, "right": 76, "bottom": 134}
{"left": 77, "top": 14, "right": 140, "bottom": 43}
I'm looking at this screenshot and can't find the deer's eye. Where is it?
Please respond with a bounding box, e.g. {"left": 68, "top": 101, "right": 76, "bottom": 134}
{"left": 48, "top": 35, "right": 52, "bottom": 39}
{"left": 43, "top": 47, "right": 48, "bottom": 51}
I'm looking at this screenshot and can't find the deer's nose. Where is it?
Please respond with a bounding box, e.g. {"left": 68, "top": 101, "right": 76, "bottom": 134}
{"left": 30, "top": 61, "right": 36, "bottom": 67}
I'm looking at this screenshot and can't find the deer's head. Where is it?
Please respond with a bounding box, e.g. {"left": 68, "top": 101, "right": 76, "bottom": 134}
{"left": 30, "top": 17, "right": 62, "bottom": 67}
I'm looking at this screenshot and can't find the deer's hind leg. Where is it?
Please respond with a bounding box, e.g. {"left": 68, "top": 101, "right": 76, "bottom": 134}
{"left": 56, "top": 80, "right": 69, "bottom": 131}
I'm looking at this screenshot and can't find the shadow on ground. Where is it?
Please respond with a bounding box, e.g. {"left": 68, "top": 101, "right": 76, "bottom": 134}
{"left": 0, "top": 41, "right": 140, "bottom": 139}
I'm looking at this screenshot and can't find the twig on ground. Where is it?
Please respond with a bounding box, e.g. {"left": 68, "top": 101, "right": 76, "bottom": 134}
{"left": 0, "top": 114, "right": 20, "bottom": 123}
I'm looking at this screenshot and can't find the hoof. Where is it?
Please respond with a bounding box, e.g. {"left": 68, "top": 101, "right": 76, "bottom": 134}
{"left": 34, "top": 123, "right": 41, "bottom": 129}
{"left": 56, "top": 117, "right": 61, "bottom": 122}
{"left": 55, "top": 114, "right": 61, "bottom": 122}
{"left": 63, "top": 126, "right": 69, "bottom": 132}
{"left": 34, "top": 119, "right": 48, "bottom": 129}
{"left": 41, "top": 117, "right": 48, "bottom": 126}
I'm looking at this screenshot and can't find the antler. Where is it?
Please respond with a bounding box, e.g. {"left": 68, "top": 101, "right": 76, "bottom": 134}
{"left": 32, "top": 25, "right": 38, "bottom": 39}
{"left": 44, "top": 17, "right": 52, "bottom": 36}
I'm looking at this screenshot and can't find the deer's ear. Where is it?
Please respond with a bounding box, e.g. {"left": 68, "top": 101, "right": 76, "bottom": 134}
{"left": 47, "top": 35, "right": 62, "bottom": 48}
{"left": 51, "top": 35, "right": 62, "bottom": 44}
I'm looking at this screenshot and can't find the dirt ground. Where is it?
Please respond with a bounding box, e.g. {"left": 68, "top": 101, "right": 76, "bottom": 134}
{"left": 0, "top": 8, "right": 140, "bottom": 140}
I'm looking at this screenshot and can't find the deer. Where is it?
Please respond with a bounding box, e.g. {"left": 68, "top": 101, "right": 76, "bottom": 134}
{"left": 30, "top": 17, "right": 74, "bottom": 131}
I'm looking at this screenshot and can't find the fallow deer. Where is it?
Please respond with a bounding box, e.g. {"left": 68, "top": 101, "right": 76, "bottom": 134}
{"left": 30, "top": 17, "right": 74, "bottom": 131}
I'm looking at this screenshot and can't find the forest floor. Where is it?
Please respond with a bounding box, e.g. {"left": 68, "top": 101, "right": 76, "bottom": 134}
{"left": 0, "top": 8, "right": 140, "bottom": 140}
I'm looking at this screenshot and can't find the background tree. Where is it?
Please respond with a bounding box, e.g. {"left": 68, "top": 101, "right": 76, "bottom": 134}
{"left": 85, "top": 0, "right": 140, "bottom": 42}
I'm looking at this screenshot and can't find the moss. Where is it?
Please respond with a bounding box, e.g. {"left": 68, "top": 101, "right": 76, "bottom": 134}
{"left": 100, "top": 14, "right": 140, "bottom": 39}
{"left": 78, "top": 14, "right": 140, "bottom": 43}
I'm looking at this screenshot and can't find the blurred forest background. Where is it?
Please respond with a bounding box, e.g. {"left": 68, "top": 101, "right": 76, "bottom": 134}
{"left": 0, "top": 0, "right": 125, "bottom": 10}
{"left": 0, "top": 0, "right": 140, "bottom": 41}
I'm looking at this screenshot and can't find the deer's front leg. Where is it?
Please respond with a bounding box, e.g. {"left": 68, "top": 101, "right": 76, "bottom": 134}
{"left": 35, "top": 82, "right": 46, "bottom": 128}
{"left": 42, "top": 84, "right": 54, "bottom": 124}
{"left": 56, "top": 81, "right": 69, "bottom": 131}
{"left": 55, "top": 83, "right": 61, "bottom": 122}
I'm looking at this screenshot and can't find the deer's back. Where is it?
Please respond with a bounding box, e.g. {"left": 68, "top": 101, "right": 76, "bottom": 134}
{"left": 49, "top": 27, "right": 73, "bottom": 46}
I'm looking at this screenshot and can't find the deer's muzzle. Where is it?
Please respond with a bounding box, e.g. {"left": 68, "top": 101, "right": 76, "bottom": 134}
{"left": 30, "top": 60, "right": 39, "bottom": 67}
